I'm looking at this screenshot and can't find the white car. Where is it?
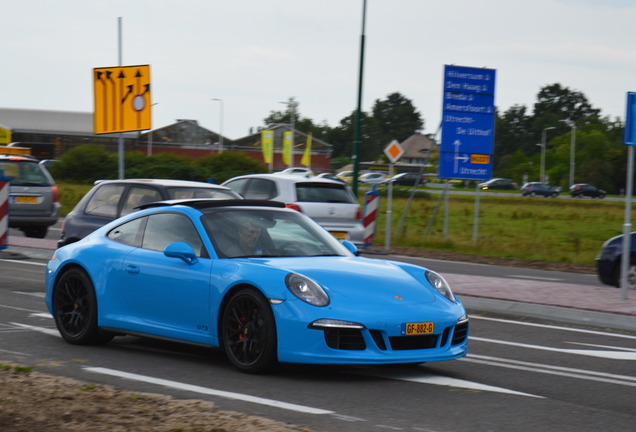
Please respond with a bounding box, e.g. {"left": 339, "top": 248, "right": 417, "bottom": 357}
{"left": 360, "top": 172, "right": 388, "bottom": 184}
{"left": 222, "top": 173, "right": 364, "bottom": 245}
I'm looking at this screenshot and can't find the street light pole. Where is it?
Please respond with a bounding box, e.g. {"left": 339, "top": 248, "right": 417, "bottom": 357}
{"left": 541, "top": 126, "right": 556, "bottom": 183}
{"left": 212, "top": 98, "right": 224, "bottom": 153}
{"left": 560, "top": 119, "right": 576, "bottom": 187}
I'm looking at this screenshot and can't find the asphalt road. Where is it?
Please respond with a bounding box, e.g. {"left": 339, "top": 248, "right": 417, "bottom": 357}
{"left": 1, "top": 251, "right": 635, "bottom": 431}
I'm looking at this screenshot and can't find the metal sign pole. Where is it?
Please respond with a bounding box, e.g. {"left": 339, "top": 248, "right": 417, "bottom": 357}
{"left": 620, "top": 144, "right": 633, "bottom": 300}
{"left": 385, "top": 162, "right": 394, "bottom": 252}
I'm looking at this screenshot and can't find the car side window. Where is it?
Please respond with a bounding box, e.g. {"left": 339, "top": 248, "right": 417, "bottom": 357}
{"left": 85, "top": 184, "right": 126, "bottom": 218}
{"left": 142, "top": 213, "right": 205, "bottom": 257}
{"left": 244, "top": 179, "right": 277, "bottom": 200}
{"left": 107, "top": 217, "right": 145, "bottom": 247}
{"left": 224, "top": 178, "right": 248, "bottom": 196}
{"left": 121, "top": 186, "right": 162, "bottom": 216}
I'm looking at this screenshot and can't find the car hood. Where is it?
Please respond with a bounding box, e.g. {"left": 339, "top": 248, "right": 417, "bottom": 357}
{"left": 254, "top": 256, "right": 438, "bottom": 305}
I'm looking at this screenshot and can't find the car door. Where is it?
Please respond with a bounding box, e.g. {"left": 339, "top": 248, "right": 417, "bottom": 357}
{"left": 121, "top": 212, "right": 213, "bottom": 342}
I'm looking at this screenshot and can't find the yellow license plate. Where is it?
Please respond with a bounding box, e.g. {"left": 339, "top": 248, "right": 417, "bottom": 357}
{"left": 330, "top": 231, "right": 348, "bottom": 240}
{"left": 401, "top": 322, "right": 434, "bottom": 335}
{"left": 15, "top": 196, "right": 38, "bottom": 204}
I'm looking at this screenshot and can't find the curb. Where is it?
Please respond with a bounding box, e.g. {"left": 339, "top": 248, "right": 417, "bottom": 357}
{"left": 462, "top": 296, "right": 636, "bottom": 333}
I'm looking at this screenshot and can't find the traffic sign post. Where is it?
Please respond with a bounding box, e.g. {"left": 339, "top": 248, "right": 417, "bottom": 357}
{"left": 93, "top": 65, "right": 152, "bottom": 134}
{"left": 619, "top": 92, "right": 636, "bottom": 300}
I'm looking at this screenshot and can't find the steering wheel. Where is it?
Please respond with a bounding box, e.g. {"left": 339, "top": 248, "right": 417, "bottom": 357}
{"left": 279, "top": 241, "right": 306, "bottom": 256}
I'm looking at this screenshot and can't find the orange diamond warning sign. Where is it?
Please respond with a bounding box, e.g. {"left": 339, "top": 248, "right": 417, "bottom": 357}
{"left": 384, "top": 140, "right": 405, "bottom": 163}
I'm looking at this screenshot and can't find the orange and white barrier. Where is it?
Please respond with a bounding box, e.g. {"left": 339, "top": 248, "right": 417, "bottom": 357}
{"left": 0, "top": 170, "right": 8, "bottom": 250}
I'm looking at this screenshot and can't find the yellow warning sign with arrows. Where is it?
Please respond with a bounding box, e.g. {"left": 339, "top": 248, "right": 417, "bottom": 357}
{"left": 93, "top": 65, "right": 151, "bottom": 134}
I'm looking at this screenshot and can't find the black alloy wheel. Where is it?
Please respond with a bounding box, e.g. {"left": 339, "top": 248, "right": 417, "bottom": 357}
{"left": 53, "top": 268, "right": 113, "bottom": 345}
{"left": 221, "top": 288, "right": 277, "bottom": 373}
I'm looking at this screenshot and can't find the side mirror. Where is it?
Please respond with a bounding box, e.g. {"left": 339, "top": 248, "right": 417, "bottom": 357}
{"left": 164, "top": 242, "right": 199, "bottom": 265}
{"left": 341, "top": 240, "right": 358, "bottom": 256}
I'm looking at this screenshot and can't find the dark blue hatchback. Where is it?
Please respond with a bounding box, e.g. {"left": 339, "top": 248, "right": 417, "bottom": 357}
{"left": 520, "top": 182, "right": 559, "bottom": 198}
{"left": 596, "top": 232, "right": 636, "bottom": 289}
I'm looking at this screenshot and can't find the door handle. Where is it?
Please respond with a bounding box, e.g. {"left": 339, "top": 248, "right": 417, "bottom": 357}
{"left": 125, "top": 264, "right": 140, "bottom": 274}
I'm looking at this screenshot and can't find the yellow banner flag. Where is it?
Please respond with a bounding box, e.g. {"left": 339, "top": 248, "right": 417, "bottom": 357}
{"left": 301, "top": 132, "right": 312, "bottom": 167}
{"left": 261, "top": 130, "right": 273, "bottom": 164}
{"left": 282, "top": 131, "right": 292, "bottom": 166}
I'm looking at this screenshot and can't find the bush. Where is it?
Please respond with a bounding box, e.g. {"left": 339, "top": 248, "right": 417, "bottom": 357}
{"left": 195, "top": 152, "right": 268, "bottom": 183}
{"left": 52, "top": 146, "right": 267, "bottom": 184}
{"left": 52, "top": 144, "right": 117, "bottom": 183}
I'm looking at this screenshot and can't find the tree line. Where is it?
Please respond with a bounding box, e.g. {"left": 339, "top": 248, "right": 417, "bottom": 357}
{"left": 272, "top": 85, "right": 628, "bottom": 194}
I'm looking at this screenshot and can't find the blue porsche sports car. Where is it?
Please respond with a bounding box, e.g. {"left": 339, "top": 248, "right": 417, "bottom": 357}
{"left": 45, "top": 199, "right": 469, "bottom": 373}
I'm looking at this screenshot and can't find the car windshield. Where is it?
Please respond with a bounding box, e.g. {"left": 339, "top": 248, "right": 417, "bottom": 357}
{"left": 201, "top": 208, "right": 353, "bottom": 258}
{"left": 0, "top": 160, "right": 53, "bottom": 186}
{"left": 166, "top": 187, "right": 239, "bottom": 200}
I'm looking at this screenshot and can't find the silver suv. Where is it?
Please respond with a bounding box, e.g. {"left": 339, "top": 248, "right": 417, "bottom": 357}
{"left": 222, "top": 173, "right": 364, "bottom": 245}
{"left": 0, "top": 154, "right": 61, "bottom": 238}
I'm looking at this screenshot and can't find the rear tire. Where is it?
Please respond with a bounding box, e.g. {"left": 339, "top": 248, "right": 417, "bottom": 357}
{"left": 53, "top": 268, "right": 114, "bottom": 345}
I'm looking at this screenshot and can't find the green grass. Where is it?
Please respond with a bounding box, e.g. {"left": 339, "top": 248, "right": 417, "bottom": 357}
{"left": 366, "top": 193, "right": 625, "bottom": 266}
{"left": 56, "top": 183, "right": 626, "bottom": 266}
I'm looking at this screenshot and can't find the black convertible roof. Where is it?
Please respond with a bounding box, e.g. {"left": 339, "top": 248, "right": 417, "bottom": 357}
{"left": 137, "top": 198, "right": 286, "bottom": 211}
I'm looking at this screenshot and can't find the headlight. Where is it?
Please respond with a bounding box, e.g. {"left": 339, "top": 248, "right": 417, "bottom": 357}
{"left": 285, "top": 273, "right": 330, "bottom": 307}
{"left": 425, "top": 270, "right": 456, "bottom": 302}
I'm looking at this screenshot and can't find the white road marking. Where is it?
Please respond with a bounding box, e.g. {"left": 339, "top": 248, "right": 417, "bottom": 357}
{"left": 83, "top": 366, "right": 335, "bottom": 415}
{"left": 0, "top": 259, "right": 46, "bottom": 266}
{"left": 471, "top": 336, "right": 636, "bottom": 360}
{"left": 357, "top": 368, "right": 543, "bottom": 398}
{"left": 470, "top": 315, "right": 636, "bottom": 340}
{"left": 463, "top": 354, "right": 636, "bottom": 387}
{"left": 0, "top": 304, "right": 43, "bottom": 313}
{"left": 29, "top": 312, "right": 52, "bottom": 319}
{"left": 9, "top": 322, "right": 60, "bottom": 337}
{"left": 564, "top": 342, "right": 636, "bottom": 352}
{"left": 15, "top": 291, "right": 46, "bottom": 298}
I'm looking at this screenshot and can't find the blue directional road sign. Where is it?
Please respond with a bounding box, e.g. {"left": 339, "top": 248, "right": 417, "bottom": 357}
{"left": 624, "top": 92, "right": 636, "bottom": 146}
{"left": 440, "top": 65, "right": 496, "bottom": 180}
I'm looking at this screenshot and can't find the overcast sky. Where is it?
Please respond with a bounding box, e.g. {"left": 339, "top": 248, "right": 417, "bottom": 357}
{"left": 3, "top": 0, "right": 636, "bottom": 140}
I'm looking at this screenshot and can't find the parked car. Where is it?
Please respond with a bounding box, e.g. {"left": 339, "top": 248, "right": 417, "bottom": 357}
{"left": 222, "top": 173, "right": 364, "bottom": 245}
{"left": 58, "top": 179, "right": 240, "bottom": 248}
{"left": 570, "top": 183, "right": 606, "bottom": 199}
{"left": 45, "top": 199, "right": 469, "bottom": 373}
{"left": 276, "top": 167, "right": 313, "bottom": 176}
{"left": 336, "top": 170, "right": 355, "bottom": 184}
{"left": 0, "top": 154, "right": 61, "bottom": 238}
{"left": 389, "top": 172, "right": 425, "bottom": 186}
{"left": 360, "top": 172, "right": 388, "bottom": 184}
{"left": 520, "top": 182, "right": 559, "bottom": 198}
{"left": 478, "top": 178, "right": 517, "bottom": 190}
{"left": 596, "top": 232, "right": 636, "bottom": 289}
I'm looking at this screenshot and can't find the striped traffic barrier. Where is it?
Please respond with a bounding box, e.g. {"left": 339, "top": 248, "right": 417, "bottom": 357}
{"left": 362, "top": 186, "right": 380, "bottom": 247}
{"left": 0, "top": 169, "right": 9, "bottom": 250}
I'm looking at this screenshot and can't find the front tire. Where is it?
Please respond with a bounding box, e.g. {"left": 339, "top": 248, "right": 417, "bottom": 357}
{"left": 221, "top": 288, "right": 277, "bottom": 373}
{"left": 53, "top": 268, "right": 113, "bottom": 345}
